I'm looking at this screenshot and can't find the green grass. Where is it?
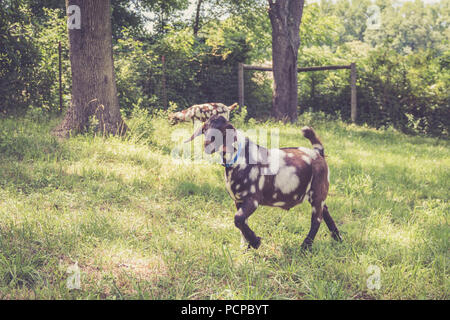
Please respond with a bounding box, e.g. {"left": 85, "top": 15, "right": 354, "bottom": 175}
{"left": 0, "top": 112, "right": 448, "bottom": 299}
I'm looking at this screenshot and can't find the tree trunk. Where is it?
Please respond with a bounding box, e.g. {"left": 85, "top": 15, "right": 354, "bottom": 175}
{"left": 53, "top": 0, "right": 126, "bottom": 138}
{"left": 268, "top": 0, "right": 304, "bottom": 123}
{"left": 193, "top": 0, "right": 203, "bottom": 37}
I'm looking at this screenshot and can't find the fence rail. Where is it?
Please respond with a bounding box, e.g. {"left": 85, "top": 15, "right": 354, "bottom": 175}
{"left": 238, "top": 63, "right": 358, "bottom": 122}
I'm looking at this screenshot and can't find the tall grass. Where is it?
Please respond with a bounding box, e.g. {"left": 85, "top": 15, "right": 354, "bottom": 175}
{"left": 0, "top": 111, "right": 448, "bottom": 299}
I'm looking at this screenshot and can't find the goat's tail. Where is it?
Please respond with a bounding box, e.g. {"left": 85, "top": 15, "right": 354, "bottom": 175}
{"left": 228, "top": 102, "right": 239, "bottom": 111}
{"left": 301, "top": 126, "right": 324, "bottom": 157}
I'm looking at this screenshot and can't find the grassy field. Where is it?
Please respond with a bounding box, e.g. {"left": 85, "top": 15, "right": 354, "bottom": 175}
{"left": 0, "top": 111, "right": 448, "bottom": 299}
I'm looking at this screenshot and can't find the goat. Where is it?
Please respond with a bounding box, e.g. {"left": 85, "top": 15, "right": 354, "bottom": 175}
{"left": 169, "top": 102, "right": 239, "bottom": 125}
{"left": 185, "top": 115, "right": 342, "bottom": 250}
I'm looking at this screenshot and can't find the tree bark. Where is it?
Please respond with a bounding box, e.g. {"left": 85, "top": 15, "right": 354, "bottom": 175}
{"left": 54, "top": 0, "right": 126, "bottom": 138}
{"left": 193, "top": 0, "right": 203, "bottom": 37}
{"left": 268, "top": 0, "right": 304, "bottom": 123}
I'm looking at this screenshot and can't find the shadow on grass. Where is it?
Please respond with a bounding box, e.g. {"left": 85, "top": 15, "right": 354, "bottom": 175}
{"left": 173, "top": 180, "right": 226, "bottom": 199}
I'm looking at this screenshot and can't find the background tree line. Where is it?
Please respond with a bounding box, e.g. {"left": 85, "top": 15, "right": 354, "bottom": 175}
{"left": 0, "top": 0, "right": 449, "bottom": 137}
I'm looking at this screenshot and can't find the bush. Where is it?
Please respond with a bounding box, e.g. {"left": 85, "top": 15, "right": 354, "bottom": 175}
{"left": 297, "top": 43, "right": 449, "bottom": 137}
{"left": 125, "top": 104, "right": 154, "bottom": 145}
{"left": 0, "top": 4, "right": 69, "bottom": 114}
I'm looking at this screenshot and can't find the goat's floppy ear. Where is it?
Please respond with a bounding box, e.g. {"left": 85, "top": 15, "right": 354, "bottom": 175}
{"left": 184, "top": 124, "right": 204, "bottom": 143}
{"left": 210, "top": 115, "right": 228, "bottom": 129}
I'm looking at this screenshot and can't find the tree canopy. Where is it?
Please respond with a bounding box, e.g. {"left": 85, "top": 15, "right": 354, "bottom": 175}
{"left": 0, "top": 0, "right": 448, "bottom": 136}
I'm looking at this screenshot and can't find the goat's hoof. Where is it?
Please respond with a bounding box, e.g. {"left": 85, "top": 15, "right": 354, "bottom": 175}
{"left": 332, "top": 232, "right": 343, "bottom": 242}
{"left": 300, "top": 241, "right": 313, "bottom": 252}
{"left": 249, "top": 237, "right": 261, "bottom": 249}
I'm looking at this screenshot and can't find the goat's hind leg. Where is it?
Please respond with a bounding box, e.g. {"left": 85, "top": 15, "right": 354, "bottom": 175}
{"left": 301, "top": 201, "right": 324, "bottom": 251}
{"left": 322, "top": 204, "right": 342, "bottom": 242}
{"left": 235, "top": 200, "right": 260, "bottom": 249}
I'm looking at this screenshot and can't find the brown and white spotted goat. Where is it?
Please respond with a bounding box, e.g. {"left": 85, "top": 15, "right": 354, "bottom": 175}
{"left": 169, "top": 102, "right": 238, "bottom": 125}
{"left": 185, "top": 115, "right": 342, "bottom": 250}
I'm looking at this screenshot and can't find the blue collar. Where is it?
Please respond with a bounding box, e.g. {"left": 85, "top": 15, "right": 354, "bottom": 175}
{"left": 225, "top": 142, "right": 242, "bottom": 168}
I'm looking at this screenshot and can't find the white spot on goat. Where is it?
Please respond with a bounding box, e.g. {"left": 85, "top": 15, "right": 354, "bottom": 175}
{"left": 273, "top": 202, "right": 285, "bottom": 207}
{"left": 304, "top": 177, "right": 313, "bottom": 202}
{"left": 263, "top": 149, "right": 286, "bottom": 175}
{"left": 312, "top": 143, "right": 323, "bottom": 150}
{"left": 305, "top": 176, "right": 312, "bottom": 194}
{"left": 258, "top": 176, "right": 265, "bottom": 190}
{"left": 250, "top": 185, "right": 256, "bottom": 193}
{"left": 298, "top": 147, "right": 318, "bottom": 160}
{"left": 302, "top": 155, "right": 311, "bottom": 165}
{"left": 238, "top": 162, "right": 247, "bottom": 171}
{"left": 249, "top": 167, "right": 259, "bottom": 181}
{"left": 274, "top": 166, "right": 299, "bottom": 194}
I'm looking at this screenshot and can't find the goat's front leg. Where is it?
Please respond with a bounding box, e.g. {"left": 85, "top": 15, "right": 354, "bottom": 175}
{"left": 301, "top": 201, "right": 324, "bottom": 250}
{"left": 235, "top": 199, "right": 260, "bottom": 249}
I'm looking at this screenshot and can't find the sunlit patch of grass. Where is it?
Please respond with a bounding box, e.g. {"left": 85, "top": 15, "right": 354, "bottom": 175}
{"left": 0, "top": 114, "right": 448, "bottom": 299}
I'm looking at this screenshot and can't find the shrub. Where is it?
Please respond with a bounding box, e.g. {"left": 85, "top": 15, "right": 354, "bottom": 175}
{"left": 125, "top": 104, "right": 154, "bottom": 145}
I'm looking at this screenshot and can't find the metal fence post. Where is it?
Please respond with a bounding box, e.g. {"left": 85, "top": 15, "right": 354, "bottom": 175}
{"left": 58, "top": 41, "right": 63, "bottom": 114}
{"left": 238, "top": 63, "right": 244, "bottom": 107}
{"left": 162, "top": 55, "right": 168, "bottom": 110}
{"left": 351, "top": 62, "right": 357, "bottom": 123}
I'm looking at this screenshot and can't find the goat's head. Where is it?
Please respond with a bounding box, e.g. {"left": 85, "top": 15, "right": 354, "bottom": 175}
{"left": 185, "top": 115, "right": 236, "bottom": 155}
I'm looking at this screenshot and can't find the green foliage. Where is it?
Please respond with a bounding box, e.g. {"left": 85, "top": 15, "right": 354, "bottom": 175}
{"left": 230, "top": 105, "right": 248, "bottom": 127}
{"left": 300, "top": 2, "right": 343, "bottom": 48}
{"left": 143, "top": 22, "right": 251, "bottom": 111}
{"left": 114, "top": 29, "right": 159, "bottom": 113}
{"left": 364, "top": 0, "right": 449, "bottom": 54}
{"left": 125, "top": 104, "right": 155, "bottom": 145}
{"left": 298, "top": 42, "right": 450, "bottom": 136}
{"left": 0, "top": 0, "right": 448, "bottom": 137}
{"left": 328, "top": 0, "right": 372, "bottom": 43}
{"left": 0, "top": 2, "right": 40, "bottom": 113}
{"left": 295, "top": 0, "right": 450, "bottom": 137}
{"left": 110, "top": 0, "right": 148, "bottom": 40}
{"left": 0, "top": 3, "right": 69, "bottom": 114}
{"left": 140, "top": 0, "right": 190, "bottom": 35}
{"left": 33, "top": 8, "right": 70, "bottom": 112}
